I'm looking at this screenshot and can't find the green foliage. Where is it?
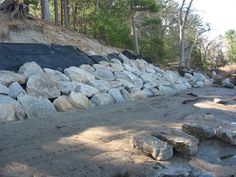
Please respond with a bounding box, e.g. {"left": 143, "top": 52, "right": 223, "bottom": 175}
{"left": 225, "top": 29, "right": 236, "bottom": 63}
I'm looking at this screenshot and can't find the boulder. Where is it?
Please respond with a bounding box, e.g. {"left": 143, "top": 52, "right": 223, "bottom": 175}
{"left": 72, "top": 82, "right": 100, "bottom": 98}
{"left": 0, "top": 83, "right": 9, "bottom": 95}
{"left": 216, "top": 126, "right": 236, "bottom": 145}
{"left": 64, "top": 66, "right": 95, "bottom": 83}
{"left": 158, "top": 85, "right": 177, "bottom": 96}
{"left": 222, "top": 79, "right": 234, "bottom": 89}
{"left": 120, "top": 89, "right": 132, "bottom": 101}
{"left": 57, "top": 81, "right": 73, "bottom": 95}
{"left": 91, "top": 93, "right": 115, "bottom": 106}
{"left": 109, "top": 80, "right": 122, "bottom": 88}
{"left": 143, "top": 88, "right": 155, "bottom": 97}
{"left": 0, "top": 70, "right": 26, "bottom": 86}
{"left": 17, "top": 94, "right": 56, "bottom": 119}
{"left": 193, "top": 72, "right": 206, "bottom": 82}
{"left": 93, "top": 68, "right": 115, "bottom": 81}
{"left": 53, "top": 95, "right": 76, "bottom": 112}
{"left": 108, "top": 88, "right": 125, "bottom": 103}
{"left": 131, "top": 133, "right": 173, "bottom": 161}
{"left": 0, "top": 95, "right": 25, "bottom": 122}
{"left": 151, "top": 128, "right": 199, "bottom": 156}
{"left": 26, "top": 73, "right": 61, "bottom": 99}
{"left": 182, "top": 123, "right": 215, "bottom": 139}
{"left": 79, "top": 64, "right": 95, "bottom": 73}
{"left": 110, "top": 62, "right": 124, "bottom": 72}
{"left": 68, "top": 91, "right": 92, "bottom": 110}
{"left": 18, "top": 61, "right": 44, "bottom": 78}
{"left": 44, "top": 68, "right": 70, "bottom": 82}
{"left": 87, "top": 80, "right": 110, "bottom": 93}
{"left": 8, "top": 82, "right": 26, "bottom": 99}
{"left": 118, "top": 53, "right": 130, "bottom": 63}
{"left": 117, "top": 78, "right": 135, "bottom": 89}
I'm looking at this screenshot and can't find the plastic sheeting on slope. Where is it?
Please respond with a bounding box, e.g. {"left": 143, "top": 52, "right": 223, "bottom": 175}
{"left": 0, "top": 43, "right": 97, "bottom": 72}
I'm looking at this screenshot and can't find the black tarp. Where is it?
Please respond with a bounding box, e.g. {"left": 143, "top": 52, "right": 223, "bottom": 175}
{"left": 0, "top": 43, "right": 96, "bottom": 72}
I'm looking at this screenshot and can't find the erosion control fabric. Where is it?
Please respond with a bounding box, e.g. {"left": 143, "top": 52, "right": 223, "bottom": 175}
{"left": 0, "top": 43, "right": 97, "bottom": 72}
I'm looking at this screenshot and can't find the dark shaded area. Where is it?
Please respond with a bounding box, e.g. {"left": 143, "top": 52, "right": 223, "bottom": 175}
{"left": 0, "top": 43, "right": 96, "bottom": 72}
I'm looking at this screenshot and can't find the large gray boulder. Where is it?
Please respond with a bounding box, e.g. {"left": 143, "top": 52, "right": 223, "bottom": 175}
{"left": 64, "top": 66, "right": 95, "bottom": 83}
{"left": 44, "top": 68, "right": 70, "bottom": 82}
{"left": 79, "top": 64, "right": 95, "bottom": 73}
{"left": 18, "top": 61, "right": 44, "bottom": 78}
{"left": 68, "top": 91, "right": 92, "bottom": 110}
{"left": 151, "top": 128, "right": 199, "bottom": 156}
{"left": 27, "top": 73, "right": 61, "bottom": 99}
{"left": 91, "top": 93, "right": 115, "bottom": 106}
{"left": 53, "top": 95, "right": 76, "bottom": 112}
{"left": 0, "top": 83, "right": 9, "bottom": 95}
{"left": 87, "top": 80, "right": 110, "bottom": 93}
{"left": 131, "top": 133, "right": 173, "bottom": 161}
{"left": 57, "top": 81, "right": 73, "bottom": 95}
{"left": 93, "top": 68, "right": 115, "bottom": 81}
{"left": 222, "top": 79, "right": 234, "bottom": 89}
{"left": 216, "top": 126, "right": 236, "bottom": 145}
{"left": 0, "top": 70, "right": 26, "bottom": 86}
{"left": 17, "top": 94, "right": 56, "bottom": 119}
{"left": 8, "top": 82, "right": 26, "bottom": 99}
{"left": 71, "top": 82, "right": 100, "bottom": 98}
{"left": 0, "top": 95, "right": 25, "bottom": 122}
{"left": 108, "top": 88, "right": 125, "bottom": 103}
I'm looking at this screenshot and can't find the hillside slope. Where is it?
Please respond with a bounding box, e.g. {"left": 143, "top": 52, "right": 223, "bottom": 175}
{"left": 0, "top": 12, "right": 118, "bottom": 55}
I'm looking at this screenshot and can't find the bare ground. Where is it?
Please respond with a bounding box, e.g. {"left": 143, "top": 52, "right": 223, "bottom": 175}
{"left": 0, "top": 87, "right": 236, "bottom": 177}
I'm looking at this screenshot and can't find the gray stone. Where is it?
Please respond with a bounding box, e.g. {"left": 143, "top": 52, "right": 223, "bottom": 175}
{"left": 120, "top": 89, "right": 132, "bottom": 101}
{"left": 53, "top": 95, "right": 75, "bottom": 112}
{"left": 0, "top": 70, "right": 26, "bottom": 86}
{"left": 182, "top": 123, "right": 215, "bottom": 139}
{"left": 26, "top": 73, "right": 61, "bottom": 99}
{"left": 0, "top": 83, "right": 9, "bottom": 95}
{"left": 151, "top": 128, "right": 199, "bottom": 156}
{"left": 93, "top": 68, "right": 115, "bottom": 81}
{"left": 79, "top": 64, "right": 95, "bottom": 73}
{"left": 72, "top": 82, "right": 99, "bottom": 98}
{"left": 108, "top": 88, "right": 125, "bottom": 103}
{"left": 143, "top": 88, "right": 155, "bottom": 97}
{"left": 68, "top": 91, "right": 92, "bottom": 110}
{"left": 118, "top": 53, "right": 130, "bottom": 63}
{"left": 140, "top": 73, "right": 156, "bottom": 83}
{"left": 128, "top": 88, "right": 146, "bottom": 100}
{"left": 109, "top": 80, "right": 122, "bottom": 88}
{"left": 57, "top": 81, "right": 73, "bottom": 95}
{"left": 64, "top": 66, "right": 95, "bottom": 83}
{"left": 216, "top": 126, "right": 236, "bottom": 145}
{"left": 87, "top": 80, "right": 110, "bottom": 93}
{"left": 44, "top": 68, "right": 70, "bottom": 82}
{"left": 110, "top": 62, "right": 124, "bottom": 72}
{"left": 17, "top": 94, "right": 56, "bottom": 119}
{"left": 0, "top": 95, "right": 25, "bottom": 122}
{"left": 91, "top": 93, "right": 115, "bottom": 106}
{"left": 131, "top": 133, "right": 173, "bottom": 161}
{"left": 18, "top": 61, "right": 44, "bottom": 78}
{"left": 222, "top": 79, "right": 234, "bottom": 89}
{"left": 8, "top": 82, "right": 26, "bottom": 99}
{"left": 158, "top": 85, "right": 177, "bottom": 96}
{"left": 193, "top": 72, "right": 206, "bottom": 82}
{"left": 117, "top": 78, "right": 135, "bottom": 89}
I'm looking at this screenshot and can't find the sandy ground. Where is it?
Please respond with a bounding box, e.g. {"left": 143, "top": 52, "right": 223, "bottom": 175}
{"left": 0, "top": 87, "right": 236, "bottom": 177}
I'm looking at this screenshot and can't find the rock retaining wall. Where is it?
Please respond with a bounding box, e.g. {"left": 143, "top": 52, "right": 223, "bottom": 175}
{"left": 0, "top": 53, "right": 209, "bottom": 123}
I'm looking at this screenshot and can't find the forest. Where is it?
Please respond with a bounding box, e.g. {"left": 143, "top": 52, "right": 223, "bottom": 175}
{"left": 1, "top": 0, "right": 236, "bottom": 69}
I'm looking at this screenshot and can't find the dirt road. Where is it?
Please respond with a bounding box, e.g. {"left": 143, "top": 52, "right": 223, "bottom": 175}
{"left": 0, "top": 87, "right": 236, "bottom": 177}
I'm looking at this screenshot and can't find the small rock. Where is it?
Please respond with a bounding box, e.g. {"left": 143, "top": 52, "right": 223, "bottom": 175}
{"left": 64, "top": 66, "right": 95, "bottom": 83}
{"left": 216, "top": 126, "right": 236, "bottom": 145}
{"left": 222, "top": 79, "right": 234, "bottom": 89}
{"left": 131, "top": 133, "right": 173, "bottom": 161}
{"left": 151, "top": 128, "right": 199, "bottom": 156}
{"left": 87, "top": 80, "right": 110, "bottom": 93}
{"left": 0, "top": 83, "right": 9, "bottom": 95}
{"left": 213, "top": 98, "right": 227, "bottom": 104}
{"left": 53, "top": 95, "right": 75, "bottom": 112}
{"left": 18, "top": 61, "right": 44, "bottom": 78}
{"left": 91, "top": 93, "right": 115, "bottom": 106}
{"left": 72, "top": 82, "right": 100, "bottom": 98}
{"left": 8, "top": 82, "right": 26, "bottom": 99}
{"left": 68, "top": 91, "right": 92, "bottom": 110}
{"left": 17, "top": 94, "right": 56, "bottom": 119}
{"left": 0, "top": 70, "right": 26, "bottom": 86}
{"left": 182, "top": 123, "right": 215, "bottom": 139}
{"left": 108, "top": 88, "right": 125, "bottom": 103}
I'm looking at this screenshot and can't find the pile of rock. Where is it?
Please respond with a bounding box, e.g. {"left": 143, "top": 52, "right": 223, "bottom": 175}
{"left": 0, "top": 53, "right": 208, "bottom": 123}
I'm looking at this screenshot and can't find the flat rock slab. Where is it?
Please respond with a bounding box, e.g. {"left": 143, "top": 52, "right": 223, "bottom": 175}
{"left": 151, "top": 128, "right": 199, "bottom": 156}
{"left": 131, "top": 133, "right": 173, "bottom": 161}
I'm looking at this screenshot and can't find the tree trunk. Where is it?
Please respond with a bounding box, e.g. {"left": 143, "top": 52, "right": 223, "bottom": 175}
{"left": 132, "top": 15, "right": 140, "bottom": 55}
{"left": 179, "top": 25, "right": 185, "bottom": 68}
{"left": 187, "top": 36, "right": 198, "bottom": 69}
{"left": 60, "top": 0, "right": 63, "bottom": 26}
{"left": 43, "top": 0, "right": 50, "bottom": 22}
{"left": 40, "top": 0, "right": 45, "bottom": 19}
{"left": 54, "top": 0, "right": 59, "bottom": 25}
{"left": 73, "top": 2, "right": 78, "bottom": 31}
{"left": 63, "top": 0, "right": 69, "bottom": 28}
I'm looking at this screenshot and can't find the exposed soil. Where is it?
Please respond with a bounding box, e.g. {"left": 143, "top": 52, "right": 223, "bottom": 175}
{"left": 0, "top": 87, "right": 235, "bottom": 177}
